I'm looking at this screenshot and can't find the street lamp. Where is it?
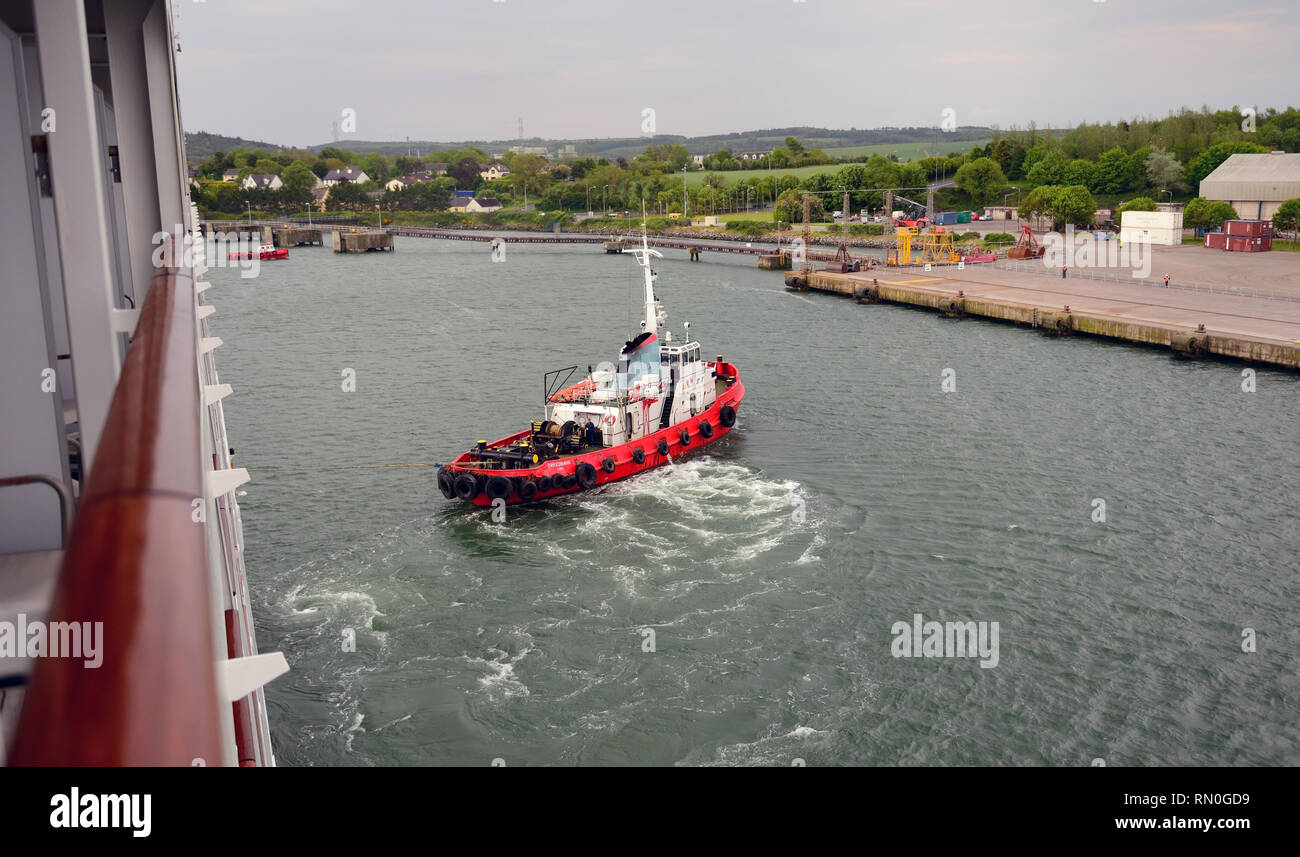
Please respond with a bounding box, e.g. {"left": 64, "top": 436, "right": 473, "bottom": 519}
{"left": 245, "top": 200, "right": 252, "bottom": 225}
{"left": 376, "top": 204, "right": 381, "bottom": 229}
{"left": 603, "top": 185, "right": 610, "bottom": 215}
{"left": 1162, "top": 189, "right": 1173, "bottom": 204}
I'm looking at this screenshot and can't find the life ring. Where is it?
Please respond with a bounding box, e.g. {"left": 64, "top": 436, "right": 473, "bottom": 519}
{"left": 679, "top": 427, "right": 690, "bottom": 446}
{"left": 519, "top": 480, "right": 538, "bottom": 502}
{"left": 632, "top": 382, "right": 641, "bottom": 400}
{"left": 657, "top": 439, "right": 670, "bottom": 456}
{"left": 485, "top": 475, "right": 512, "bottom": 501}
{"left": 576, "top": 461, "right": 598, "bottom": 489}
{"left": 602, "top": 456, "right": 616, "bottom": 474}
{"left": 699, "top": 419, "right": 713, "bottom": 438}
{"left": 538, "top": 475, "right": 552, "bottom": 492}
{"left": 453, "top": 473, "right": 477, "bottom": 501}
{"left": 604, "top": 414, "right": 615, "bottom": 426}
{"left": 632, "top": 447, "right": 646, "bottom": 465}
{"left": 437, "top": 469, "right": 455, "bottom": 499}
{"left": 719, "top": 405, "right": 737, "bottom": 427}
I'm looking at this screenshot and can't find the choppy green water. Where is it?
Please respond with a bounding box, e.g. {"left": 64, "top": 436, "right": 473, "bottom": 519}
{"left": 206, "top": 235, "right": 1300, "bottom": 766}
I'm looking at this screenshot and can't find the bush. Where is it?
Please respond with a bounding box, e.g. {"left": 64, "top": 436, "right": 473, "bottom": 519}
{"left": 720, "top": 220, "right": 767, "bottom": 236}
{"left": 824, "top": 224, "right": 842, "bottom": 234}
{"left": 984, "top": 232, "right": 1015, "bottom": 245}
{"left": 959, "top": 231, "right": 980, "bottom": 241}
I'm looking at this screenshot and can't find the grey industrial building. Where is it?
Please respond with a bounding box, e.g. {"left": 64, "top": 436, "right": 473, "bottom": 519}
{"left": 1199, "top": 151, "right": 1300, "bottom": 221}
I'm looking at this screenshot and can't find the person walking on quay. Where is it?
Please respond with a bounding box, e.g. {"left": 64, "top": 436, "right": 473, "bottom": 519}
{"left": 1163, "top": 273, "right": 1171, "bottom": 288}
{"left": 1062, "top": 265, "right": 1068, "bottom": 279}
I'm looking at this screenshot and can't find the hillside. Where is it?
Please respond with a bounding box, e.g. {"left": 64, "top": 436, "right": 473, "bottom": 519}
{"left": 184, "top": 125, "right": 994, "bottom": 163}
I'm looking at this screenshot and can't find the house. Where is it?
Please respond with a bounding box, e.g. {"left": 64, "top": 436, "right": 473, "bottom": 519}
{"left": 1200, "top": 151, "right": 1300, "bottom": 221}
{"left": 691, "top": 154, "right": 706, "bottom": 167}
{"left": 737, "top": 151, "right": 770, "bottom": 161}
{"left": 385, "top": 178, "right": 406, "bottom": 192}
{"left": 221, "top": 168, "right": 239, "bottom": 182}
{"left": 465, "top": 197, "right": 502, "bottom": 213}
{"left": 983, "top": 205, "right": 1019, "bottom": 221}
{"left": 447, "top": 197, "right": 470, "bottom": 213}
{"left": 321, "top": 166, "right": 371, "bottom": 186}
{"left": 480, "top": 164, "right": 511, "bottom": 181}
{"left": 426, "top": 162, "right": 448, "bottom": 176}
{"left": 240, "top": 173, "right": 282, "bottom": 191}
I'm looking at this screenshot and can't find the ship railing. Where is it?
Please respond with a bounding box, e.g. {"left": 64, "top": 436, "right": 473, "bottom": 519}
{"left": 10, "top": 253, "right": 226, "bottom": 765}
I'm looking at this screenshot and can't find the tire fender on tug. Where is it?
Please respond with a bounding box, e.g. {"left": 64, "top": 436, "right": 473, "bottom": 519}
{"left": 437, "top": 469, "right": 455, "bottom": 499}
{"left": 485, "top": 475, "right": 512, "bottom": 501}
{"left": 453, "top": 472, "right": 477, "bottom": 501}
{"left": 679, "top": 427, "right": 691, "bottom": 446}
{"left": 519, "top": 480, "right": 538, "bottom": 501}
{"left": 719, "top": 405, "right": 737, "bottom": 427}
{"left": 698, "top": 419, "right": 713, "bottom": 438}
{"left": 632, "top": 447, "right": 646, "bottom": 465}
{"left": 657, "top": 439, "right": 670, "bottom": 457}
{"left": 575, "top": 461, "right": 597, "bottom": 489}
{"left": 601, "top": 456, "right": 616, "bottom": 474}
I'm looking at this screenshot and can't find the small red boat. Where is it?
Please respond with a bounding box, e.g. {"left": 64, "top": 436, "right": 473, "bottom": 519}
{"left": 228, "top": 242, "right": 288, "bottom": 261}
{"left": 439, "top": 230, "right": 744, "bottom": 506}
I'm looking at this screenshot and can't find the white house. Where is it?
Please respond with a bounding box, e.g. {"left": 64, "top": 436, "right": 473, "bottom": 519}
{"left": 385, "top": 178, "right": 406, "bottom": 192}
{"left": 321, "top": 166, "right": 371, "bottom": 186}
{"left": 240, "top": 173, "right": 282, "bottom": 191}
{"left": 221, "top": 168, "right": 240, "bottom": 182}
{"left": 480, "top": 164, "right": 511, "bottom": 181}
{"left": 465, "top": 197, "right": 502, "bottom": 213}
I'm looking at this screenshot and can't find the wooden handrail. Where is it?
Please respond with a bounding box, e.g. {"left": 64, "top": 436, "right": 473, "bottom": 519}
{"left": 10, "top": 263, "right": 224, "bottom": 766}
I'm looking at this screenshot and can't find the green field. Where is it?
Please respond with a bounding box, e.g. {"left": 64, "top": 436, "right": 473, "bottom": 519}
{"left": 683, "top": 139, "right": 990, "bottom": 188}
{"left": 823, "top": 139, "right": 990, "bottom": 160}
{"left": 685, "top": 162, "right": 860, "bottom": 188}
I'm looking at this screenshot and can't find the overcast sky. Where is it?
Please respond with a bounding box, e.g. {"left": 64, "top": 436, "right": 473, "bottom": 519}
{"left": 175, "top": 0, "right": 1299, "bottom": 147}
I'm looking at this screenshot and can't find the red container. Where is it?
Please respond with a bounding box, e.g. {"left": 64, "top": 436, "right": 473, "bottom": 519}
{"left": 1226, "top": 236, "right": 1250, "bottom": 251}
{"left": 1204, "top": 232, "right": 1228, "bottom": 249}
{"left": 1260, "top": 236, "right": 1273, "bottom": 251}
{"left": 1224, "top": 219, "right": 1270, "bottom": 237}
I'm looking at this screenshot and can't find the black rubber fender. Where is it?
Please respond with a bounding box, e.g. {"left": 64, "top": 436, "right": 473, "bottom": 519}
{"left": 657, "top": 438, "right": 670, "bottom": 456}
{"left": 453, "top": 472, "right": 477, "bottom": 501}
{"left": 562, "top": 474, "right": 577, "bottom": 490}
{"left": 485, "top": 475, "right": 512, "bottom": 501}
{"left": 601, "top": 456, "right": 616, "bottom": 474}
{"left": 538, "top": 475, "right": 552, "bottom": 492}
{"left": 719, "top": 405, "right": 736, "bottom": 427}
{"left": 632, "top": 447, "right": 646, "bottom": 465}
{"left": 698, "top": 419, "right": 713, "bottom": 438}
{"left": 679, "top": 427, "right": 690, "bottom": 446}
{"left": 518, "top": 480, "right": 538, "bottom": 502}
{"left": 576, "top": 461, "right": 597, "bottom": 489}
{"left": 437, "top": 469, "right": 455, "bottom": 499}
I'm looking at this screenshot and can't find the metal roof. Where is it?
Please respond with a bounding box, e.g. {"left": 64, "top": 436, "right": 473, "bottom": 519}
{"left": 1200, "top": 152, "right": 1300, "bottom": 201}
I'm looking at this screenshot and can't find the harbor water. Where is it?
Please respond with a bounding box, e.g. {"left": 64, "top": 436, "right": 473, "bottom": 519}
{"left": 206, "top": 235, "right": 1300, "bottom": 766}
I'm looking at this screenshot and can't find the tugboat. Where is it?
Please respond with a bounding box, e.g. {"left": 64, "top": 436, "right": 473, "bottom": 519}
{"left": 227, "top": 242, "right": 288, "bottom": 261}
{"left": 438, "top": 227, "right": 744, "bottom": 506}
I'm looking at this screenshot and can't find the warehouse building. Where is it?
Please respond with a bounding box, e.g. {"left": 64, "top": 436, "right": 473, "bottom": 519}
{"left": 1199, "top": 151, "right": 1300, "bottom": 221}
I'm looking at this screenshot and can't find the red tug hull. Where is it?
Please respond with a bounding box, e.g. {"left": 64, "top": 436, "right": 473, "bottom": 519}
{"left": 442, "top": 362, "right": 744, "bottom": 506}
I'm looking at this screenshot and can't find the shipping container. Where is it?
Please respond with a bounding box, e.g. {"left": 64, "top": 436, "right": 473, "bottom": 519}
{"left": 1224, "top": 219, "right": 1272, "bottom": 237}
{"left": 1260, "top": 236, "right": 1273, "bottom": 251}
{"left": 1204, "top": 232, "right": 1228, "bottom": 249}
{"left": 1226, "top": 236, "right": 1251, "bottom": 251}
{"left": 932, "top": 212, "right": 959, "bottom": 226}
{"left": 957, "top": 211, "right": 972, "bottom": 223}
